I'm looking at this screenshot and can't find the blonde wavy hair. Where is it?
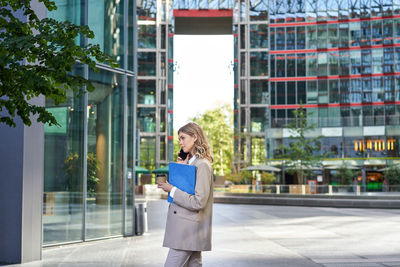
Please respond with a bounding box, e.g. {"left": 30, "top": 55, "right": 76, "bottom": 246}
{"left": 178, "top": 122, "right": 213, "bottom": 163}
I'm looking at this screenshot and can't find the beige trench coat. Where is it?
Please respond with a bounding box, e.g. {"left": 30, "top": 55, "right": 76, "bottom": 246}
{"left": 163, "top": 157, "right": 213, "bottom": 251}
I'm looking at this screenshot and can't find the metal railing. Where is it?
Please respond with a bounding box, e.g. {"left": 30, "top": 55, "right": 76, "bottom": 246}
{"left": 214, "top": 184, "right": 400, "bottom": 196}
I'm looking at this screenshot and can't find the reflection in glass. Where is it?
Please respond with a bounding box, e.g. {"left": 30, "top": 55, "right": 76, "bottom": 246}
{"left": 249, "top": 0, "right": 268, "bottom": 21}
{"left": 250, "top": 24, "right": 268, "bottom": 49}
{"left": 276, "top": 27, "right": 285, "bottom": 50}
{"left": 250, "top": 80, "right": 268, "bottom": 104}
{"left": 160, "top": 136, "right": 166, "bottom": 161}
{"left": 43, "top": 65, "right": 85, "bottom": 245}
{"left": 137, "top": 0, "right": 157, "bottom": 21}
{"left": 126, "top": 76, "right": 135, "bottom": 235}
{"left": 250, "top": 108, "right": 268, "bottom": 133}
{"left": 240, "top": 79, "right": 246, "bottom": 104}
{"left": 140, "top": 137, "right": 156, "bottom": 170}
{"left": 297, "top": 26, "right": 306, "bottom": 49}
{"left": 251, "top": 137, "right": 266, "bottom": 165}
{"left": 160, "top": 108, "right": 166, "bottom": 132}
{"left": 89, "top": 0, "right": 125, "bottom": 66}
{"left": 138, "top": 52, "right": 156, "bottom": 76}
{"left": 138, "top": 107, "right": 156, "bottom": 132}
{"left": 250, "top": 52, "right": 268, "bottom": 76}
{"left": 138, "top": 80, "right": 156, "bottom": 104}
{"left": 306, "top": 25, "right": 317, "bottom": 49}
{"left": 128, "top": 0, "right": 135, "bottom": 71}
{"left": 240, "top": 52, "right": 246, "bottom": 76}
{"left": 138, "top": 25, "right": 156, "bottom": 48}
{"left": 86, "top": 69, "right": 124, "bottom": 239}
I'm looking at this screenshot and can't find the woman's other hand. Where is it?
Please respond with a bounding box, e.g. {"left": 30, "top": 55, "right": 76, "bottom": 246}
{"left": 157, "top": 181, "right": 173, "bottom": 192}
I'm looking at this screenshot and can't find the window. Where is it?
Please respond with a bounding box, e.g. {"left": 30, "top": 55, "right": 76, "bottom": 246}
{"left": 329, "top": 80, "right": 339, "bottom": 103}
{"left": 250, "top": 24, "right": 269, "bottom": 48}
{"left": 138, "top": 80, "right": 156, "bottom": 104}
{"left": 250, "top": 107, "right": 269, "bottom": 133}
{"left": 138, "top": 52, "right": 156, "bottom": 76}
{"left": 250, "top": 80, "right": 269, "bottom": 104}
{"left": 286, "top": 27, "right": 296, "bottom": 49}
{"left": 307, "top": 81, "right": 318, "bottom": 104}
{"left": 138, "top": 107, "right": 156, "bottom": 132}
{"left": 250, "top": 52, "right": 269, "bottom": 76}
{"left": 296, "top": 27, "right": 306, "bottom": 49}
{"left": 138, "top": 25, "right": 156, "bottom": 48}
{"left": 306, "top": 25, "right": 317, "bottom": 49}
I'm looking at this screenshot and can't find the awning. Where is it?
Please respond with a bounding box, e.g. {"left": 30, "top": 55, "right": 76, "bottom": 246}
{"left": 243, "top": 165, "right": 281, "bottom": 172}
{"left": 380, "top": 164, "right": 400, "bottom": 171}
{"left": 324, "top": 165, "right": 360, "bottom": 170}
{"left": 153, "top": 165, "right": 169, "bottom": 174}
{"left": 135, "top": 166, "right": 150, "bottom": 174}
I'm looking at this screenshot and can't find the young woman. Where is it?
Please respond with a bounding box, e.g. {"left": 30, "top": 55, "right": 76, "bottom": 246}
{"left": 157, "top": 122, "right": 214, "bottom": 267}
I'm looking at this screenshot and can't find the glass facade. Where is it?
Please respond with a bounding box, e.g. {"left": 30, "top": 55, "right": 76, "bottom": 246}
{"left": 136, "top": 0, "right": 172, "bottom": 170}
{"left": 265, "top": 0, "right": 400, "bottom": 184}
{"left": 43, "top": 0, "right": 136, "bottom": 245}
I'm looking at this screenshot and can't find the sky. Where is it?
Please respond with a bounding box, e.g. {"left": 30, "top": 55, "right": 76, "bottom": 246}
{"left": 173, "top": 35, "right": 234, "bottom": 130}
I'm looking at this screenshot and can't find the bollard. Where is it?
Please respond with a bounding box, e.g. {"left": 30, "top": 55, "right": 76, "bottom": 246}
{"left": 328, "top": 185, "right": 333, "bottom": 195}
{"left": 356, "top": 185, "right": 360, "bottom": 196}
{"left": 135, "top": 202, "right": 148, "bottom": 235}
{"left": 276, "top": 185, "right": 280, "bottom": 194}
{"left": 301, "top": 185, "right": 306, "bottom": 195}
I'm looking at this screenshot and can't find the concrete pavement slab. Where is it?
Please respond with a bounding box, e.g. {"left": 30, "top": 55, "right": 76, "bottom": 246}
{"left": 5, "top": 200, "right": 400, "bottom": 267}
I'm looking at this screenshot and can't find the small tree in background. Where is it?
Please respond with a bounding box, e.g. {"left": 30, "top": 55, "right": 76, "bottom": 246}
{"left": 1, "top": 0, "right": 118, "bottom": 127}
{"left": 278, "top": 105, "right": 329, "bottom": 184}
{"left": 334, "top": 164, "right": 358, "bottom": 185}
{"left": 225, "top": 170, "right": 252, "bottom": 184}
{"left": 260, "top": 172, "right": 276, "bottom": 185}
{"left": 384, "top": 165, "right": 400, "bottom": 187}
{"left": 192, "top": 104, "right": 234, "bottom": 176}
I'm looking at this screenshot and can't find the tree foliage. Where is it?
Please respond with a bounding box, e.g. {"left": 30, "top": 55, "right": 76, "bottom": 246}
{"left": 64, "top": 152, "right": 99, "bottom": 194}
{"left": 334, "top": 164, "right": 358, "bottom": 185}
{"left": 384, "top": 165, "right": 400, "bottom": 185}
{"left": 0, "top": 0, "right": 118, "bottom": 127}
{"left": 191, "top": 104, "right": 234, "bottom": 176}
{"left": 278, "top": 105, "right": 328, "bottom": 184}
{"left": 225, "top": 170, "right": 252, "bottom": 184}
{"left": 260, "top": 172, "right": 276, "bottom": 185}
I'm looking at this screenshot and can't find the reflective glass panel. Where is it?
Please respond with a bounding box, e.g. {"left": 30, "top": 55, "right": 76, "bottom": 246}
{"left": 138, "top": 80, "right": 156, "bottom": 105}
{"left": 138, "top": 52, "right": 156, "bottom": 76}
{"left": 140, "top": 137, "right": 156, "bottom": 170}
{"left": 126, "top": 76, "right": 134, "bottom": 235}
{"left": 250, "top": 24, "right": 269, "bottom": 49}
{"left": 250, "top": 107, "right": 268, "bottom": 133}
{"left": 137, "top": 0, "right": 157, "bottom": 21}
{"left": 138, "top": 25, "right": 156, "bottom": 48}
{"left": 43, "top": 65, "right": 85, "bottom": 245}
{"left": 86, "top": 69, "right": 124, "bottom": 239}
{"left": 88, "top": 0, "right": 125, "bottom": 67}
{"left": 251, "top": 137, "right": 266, "bottom": 165}
{"left": 250, "top": 52, "right": 268, "bottom": 76}
{"left": 138, "top": 107, "right": 156, "bottom": 132}
{"left": 250, "top": 80, "right": 269, "bottom": 104}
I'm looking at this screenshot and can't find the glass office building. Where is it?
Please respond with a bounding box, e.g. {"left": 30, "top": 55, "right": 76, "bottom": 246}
{"left": 43, "top": 0, "right": 137, "bottom": 245}
{"left": 266, "top": 0, "right": 400, "bottom": 185}
{"left": 139, "top": 0, "right": 400, "bottom": 185}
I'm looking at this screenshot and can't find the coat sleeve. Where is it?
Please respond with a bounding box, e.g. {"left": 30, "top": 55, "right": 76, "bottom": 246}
{"left": 173, "top": 161, "right": 212, "bottom": 211}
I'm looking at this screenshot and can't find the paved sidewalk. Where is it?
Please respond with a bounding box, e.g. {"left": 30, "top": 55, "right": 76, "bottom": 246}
{"left": 8, "top": 200, "right": 400, "bottom": 267}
